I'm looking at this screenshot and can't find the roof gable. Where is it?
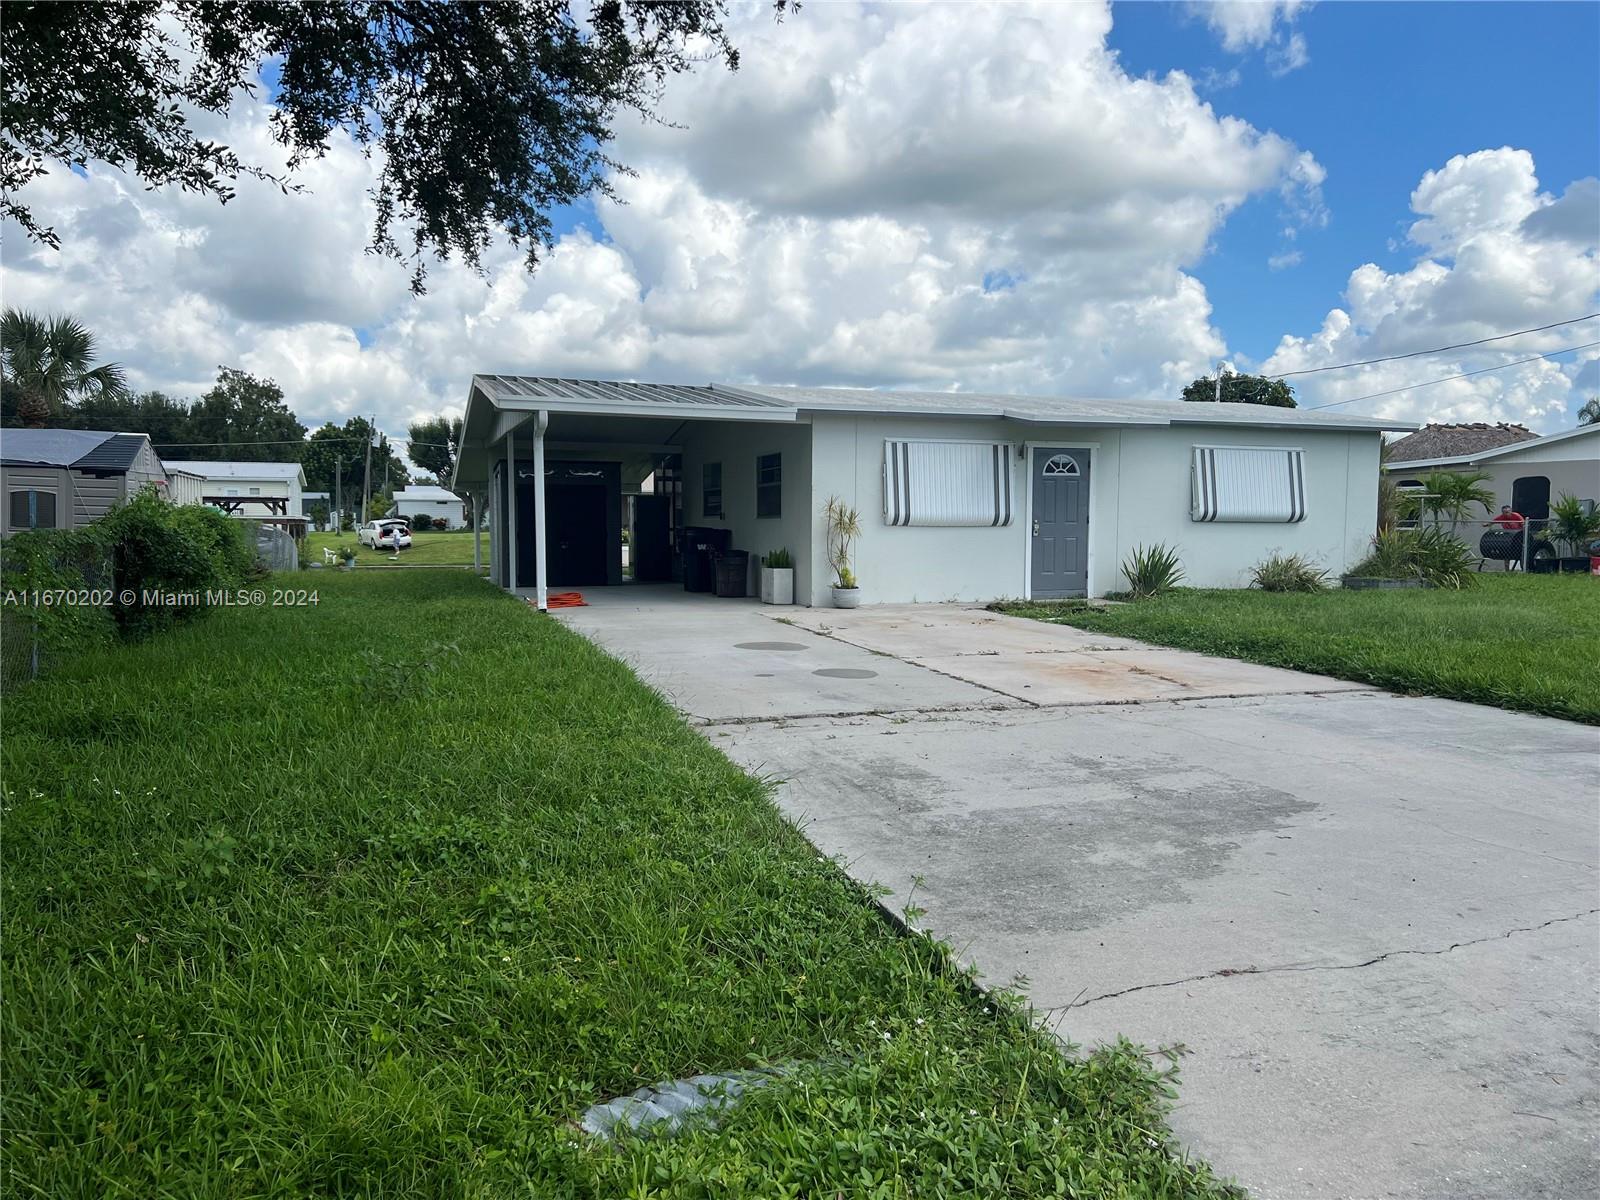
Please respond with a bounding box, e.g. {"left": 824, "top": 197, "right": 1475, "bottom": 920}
{"left": 1388, "top": 422, "right": 1534, "bottom": 463}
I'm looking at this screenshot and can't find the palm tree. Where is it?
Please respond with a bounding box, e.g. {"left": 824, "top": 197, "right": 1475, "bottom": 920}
{"left": 1579, "top": 397, "right": 1600, "bottom": 427}
{"left": 0, "top": 308, "right": 128, "bottom": 427}
{"left": 1420, "top": 469, "right": 1496, "bottom": 538}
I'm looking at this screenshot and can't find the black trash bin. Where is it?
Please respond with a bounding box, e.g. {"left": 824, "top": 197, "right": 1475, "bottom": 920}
{"left": 683, "top": 526, "right": 732, "bottom": 592}
{"left": 713, "top": 549, "right": 749, "bottom": 598}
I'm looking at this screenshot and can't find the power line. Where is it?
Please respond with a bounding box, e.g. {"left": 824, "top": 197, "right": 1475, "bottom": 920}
{"left": 1306, "top": 341, "right": 1600, "bottom": 410}
{"left": 152, "top": 436, "right": 450, "bottom": 448}
{"left": 1272, "top": 313, "right": 1599, "bottom": 379}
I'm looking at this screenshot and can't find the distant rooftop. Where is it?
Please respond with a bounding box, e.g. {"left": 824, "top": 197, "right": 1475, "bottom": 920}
{"left": 394, "top": 485, "right": 463, "bottom": 503}
{"left": 1388, "top": 422, "right": 1535, "bottom": 464}
{"left": 162, "top": 460, "right": 306, "bottom": 482}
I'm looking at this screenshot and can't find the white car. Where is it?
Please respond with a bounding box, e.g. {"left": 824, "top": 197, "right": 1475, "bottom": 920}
{"left": 358, "top": 519, "right": 412, "bottom": 550}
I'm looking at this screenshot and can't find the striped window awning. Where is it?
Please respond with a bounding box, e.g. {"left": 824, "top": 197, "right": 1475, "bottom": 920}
{"left": 884, "top": 440, "right": 1014, "bottom": 527}
{"left": 1191, "top": 446, "right": 1307, "bottom": 523}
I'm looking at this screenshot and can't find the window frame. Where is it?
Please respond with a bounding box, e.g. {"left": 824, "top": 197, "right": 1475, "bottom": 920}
{"left": 8, "top": 488, "right": 59, "bottom": 531}
{"left": 702, "top": 462, "right": 723, "bottom": 519}
{"left": 755, "top": 452, "right": 782, "bottom": 519}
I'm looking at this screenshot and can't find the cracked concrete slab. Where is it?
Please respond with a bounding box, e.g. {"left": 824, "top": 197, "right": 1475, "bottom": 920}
{"left": 558, "top": 589, "right": 1600, "bottom": 1197}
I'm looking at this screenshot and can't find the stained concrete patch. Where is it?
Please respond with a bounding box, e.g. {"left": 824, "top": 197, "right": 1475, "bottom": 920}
{"left": 813, "top": 667, "right": 879, "bottom": 679}
{"left": 735, "top": 641, "right": 810, "bottom": 651}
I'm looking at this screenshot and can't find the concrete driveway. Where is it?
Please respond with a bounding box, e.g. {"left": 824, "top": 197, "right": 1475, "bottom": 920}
{"left": 554, "top": 587, "right": 1600, "bottom": 1199}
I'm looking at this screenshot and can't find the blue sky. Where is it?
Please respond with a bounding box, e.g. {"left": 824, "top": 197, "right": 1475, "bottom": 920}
{"left": 1109, "top": 1, "right": 1600, "bottom": 364}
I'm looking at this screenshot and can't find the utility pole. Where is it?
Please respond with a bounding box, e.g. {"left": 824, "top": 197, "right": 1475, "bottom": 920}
{"left": 1214, "top": 361, "right": 1225, "bottom": 403}
{"left": 361, "top": 418, "right": 373, "bottom": 525}
{"left": 335, "top": 454, "right": 342, "bottom": 532}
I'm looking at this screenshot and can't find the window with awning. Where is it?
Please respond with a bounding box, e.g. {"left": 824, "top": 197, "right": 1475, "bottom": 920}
{"left": 883, "top": 440, "right": 1014, "bottom": 527}
{"left": 1191, "top": 446, "right": 1307, "bottom": 523}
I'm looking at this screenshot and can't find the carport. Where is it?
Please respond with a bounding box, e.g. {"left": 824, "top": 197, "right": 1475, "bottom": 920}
{"left": 451, "top": 376, "right": 797, "bottom": 609}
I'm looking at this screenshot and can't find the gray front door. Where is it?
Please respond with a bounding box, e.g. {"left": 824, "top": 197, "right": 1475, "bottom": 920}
{"left": 1031, "top": 447, "right": 1090, "bottom": 598}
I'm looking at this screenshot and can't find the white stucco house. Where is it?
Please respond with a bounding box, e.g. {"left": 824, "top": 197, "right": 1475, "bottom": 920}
{"left": 161, "top": 460, "right": 306, "bottom": 516}
{"left": 393, "top": 484, "right": 467, "bottom": 529}
{"left": 451, "top": 376, "right": 1406, "bottom": 610}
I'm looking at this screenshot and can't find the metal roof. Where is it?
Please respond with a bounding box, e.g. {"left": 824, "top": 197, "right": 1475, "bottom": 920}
{"left": 393, "top": 485, "right": 464, "bottom": 503}
{"left": 738, "top": 384, "right": 1406, "bottom": 432}
{"left": 162, "top": 460, "right": 307, "bottom": 482}
{"left": 474, "top": 374, "right": 790, "bottom": 411}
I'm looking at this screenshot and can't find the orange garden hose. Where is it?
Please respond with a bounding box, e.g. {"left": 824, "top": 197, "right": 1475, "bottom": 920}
{"left": 532, "top": 592, "right": 587, "bottom": 609}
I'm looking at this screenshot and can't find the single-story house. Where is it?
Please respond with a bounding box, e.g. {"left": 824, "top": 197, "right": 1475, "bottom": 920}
{"left": 161, "top": 460, "right": 307, "bottom": 517}
{"left": 1, "top": 428, "right": 167, "bottom": 534}
{"left": 1387, "top": 423, "right": 1599, "bottom": 526}
{"left": 451, "top": 376, "right": 1406, "bottom": 610}
{"left": 392, "top": 484, "right": 466, "bottom": 529}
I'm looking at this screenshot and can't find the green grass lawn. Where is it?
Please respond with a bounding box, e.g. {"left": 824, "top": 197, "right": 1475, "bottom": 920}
{"left": 996, "top": 573, "right": 1599, "bottom": 724}
{"left": 2, "top": 571, "right": 1230, "bottom": 1197}
{"left": 305, "top": 528, "right": 488, "bottom": 567}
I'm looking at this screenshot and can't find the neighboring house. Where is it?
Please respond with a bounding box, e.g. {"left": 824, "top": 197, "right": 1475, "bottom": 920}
{"left": 393, "top": 484, "right": 466, "bottom": 529}
{"left": 161, "top": 460, "right": 306, "bottom": 516}
{"left": 300, "top": 490, "right": 330, "bottom": 518}
{"left": 451, "top": 376, "right": 1407, "bottom": 607}
{"left": 1, "top": 428, "right": 167, "bottom": 535}
{"left": 1386, "top": 421, "right": 1535, "bottom": 464}
{"left": 1387, "top": 423, "right": 1600, "bottom": 526}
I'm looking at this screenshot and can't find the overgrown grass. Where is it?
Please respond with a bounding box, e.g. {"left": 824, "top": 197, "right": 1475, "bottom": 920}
{"left": 2, "top": 572, "right": 1231, "bottom": 1197}
{"left": 996, "top": 573, "right": 1599, "bottom": 724}
{"left": 305, "top": 529, "right": 488, "bottom": 567}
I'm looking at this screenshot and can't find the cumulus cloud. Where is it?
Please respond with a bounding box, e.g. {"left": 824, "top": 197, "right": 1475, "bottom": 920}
{"left": 1197, "top": 1, "right": 1311, "bottom": 74}
{"left": 1259, "top": 148, "right": 1600, "bottom": 430}
{"left": 2, "top": 0, "right": 1329, "bottom": 441}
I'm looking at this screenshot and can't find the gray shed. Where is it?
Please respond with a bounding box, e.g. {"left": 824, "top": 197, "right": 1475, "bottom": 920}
{"left": 0, "top": 428, "right": 169, "bottom": 534}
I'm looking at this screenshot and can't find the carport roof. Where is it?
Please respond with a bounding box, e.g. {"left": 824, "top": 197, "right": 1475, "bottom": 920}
{"left": 472, "top": 374, "right": 791, "bottom": 413}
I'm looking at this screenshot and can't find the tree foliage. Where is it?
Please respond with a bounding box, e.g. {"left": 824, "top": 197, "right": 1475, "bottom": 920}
{"left": 0, "top": 308, "right": 128, "bottom": 426}
{"left": 182, "top": 368, "right": 308, "bottom": 460}
{"left": 300, "top": 417, "right": 407, "bottom": 507}
{"left": 1579, "top": 397, "right": 1600, "bottom": 427}
{"left": 1180, "top": 372, "right": 1296, "bottom": 408}
{"left": 1, "top": 1, "right": 785, "bottom": 291}
{"left": 406, "top": 415, "right": 461, "bottom": 484}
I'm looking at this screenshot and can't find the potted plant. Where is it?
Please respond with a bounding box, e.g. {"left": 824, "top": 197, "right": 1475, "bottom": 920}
{"left": 759, "top": 547, "right": 795, "bottom": 605}
{"left": 1543, "top": 493, "right": 1600, "bottom": 572}
{"left": 825, "top": 496, "right": 862, "bottom": 608}
{"left": 339, "top": 542, "right": 357, "bottom": 569}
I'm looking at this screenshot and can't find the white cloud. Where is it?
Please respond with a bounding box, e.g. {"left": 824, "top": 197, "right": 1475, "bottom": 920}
{"left": 1260, "top": 149, "right": 1600, "bottom": 430}
{"left": 1198, "top": 2, "right": 1311, "bottom": 73}
{"left": 1268, "top": 250, "right": 1303, "bottom": 270}
{"left": 3, "top": 0, "right": 1329, "bottom": 445}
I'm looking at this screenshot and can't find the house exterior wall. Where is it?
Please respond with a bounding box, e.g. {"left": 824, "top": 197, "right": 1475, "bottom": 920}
{"left": 1388, "top": 429, "right": 1598, "bottom": 520}
{"left": 680, "top": 419, "right": 815, "bottom": 595}
{"left": 394, "top": 495, "right": 466, "bottom": 528}
{"left": 806, "top": 413, "right": 1380, "bottom": 604}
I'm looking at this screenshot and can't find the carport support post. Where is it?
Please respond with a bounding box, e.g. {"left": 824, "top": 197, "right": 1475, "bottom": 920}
{"left": 532, "top": 410, "right": 549, "bottom": 611}
{"left": 504, "top": 431, "right": 517, "bottom": 593}
{"left": 472, "top": 494, "right": 481, "bottom": 573}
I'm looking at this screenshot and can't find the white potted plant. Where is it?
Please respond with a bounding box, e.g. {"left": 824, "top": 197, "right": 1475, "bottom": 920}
{"left": 760, "top": 547, "right": 795, "bottom": 605}
{"left": 825, "top": 496, "right": 862, "bottom": 608}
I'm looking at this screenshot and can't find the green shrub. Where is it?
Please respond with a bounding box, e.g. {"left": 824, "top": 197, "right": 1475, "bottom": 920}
{"left": 411, "top": 512, "right": 434, "bottom": 532}
{"left": 1549, "top": 492, "right": 1600, "bottom": 556}
{"left": 1251, "top": 552, "right": 1329, "bottom": 592}
{"left": 1121, "top": 543, "right": 1184, "bottom": 598}
{"left": 96, "top": 490, "right": 255, "bottom": 636}
{"left": 1348, "top": 526, "right": 1477, "bottom": 589}
{"left": 762, "top": 546, "right": 794, "bottom": 569}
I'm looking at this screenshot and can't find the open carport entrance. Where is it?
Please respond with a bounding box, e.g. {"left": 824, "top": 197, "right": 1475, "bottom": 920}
{"left": 453, "top": 377, "right": 797, "bottom": 609}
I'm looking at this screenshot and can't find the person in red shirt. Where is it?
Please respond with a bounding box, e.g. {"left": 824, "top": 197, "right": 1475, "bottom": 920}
{"left": 1490, "top": 505, "right": 1526, "bottom": 532}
